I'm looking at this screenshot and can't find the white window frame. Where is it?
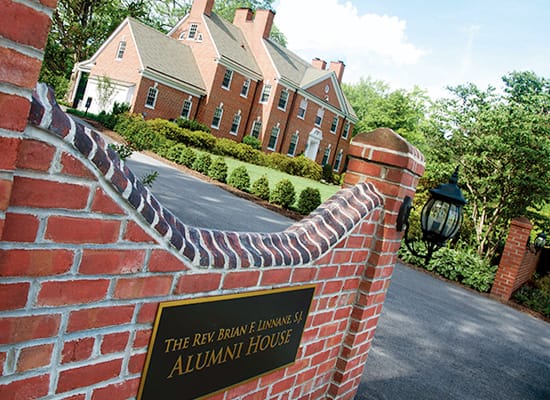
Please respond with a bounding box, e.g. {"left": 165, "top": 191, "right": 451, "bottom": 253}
{"left": 188, "top": 23, "right": 198, "bottom": 39}
{"left": 230, "top": 112, "right": 241, "bottom": 135}
{"left": 116, "top": 40, "right": 126, "bottom": 59}
{"left": 241, "top": 79, "right": 250, "bottom": 97}
{"left": 342, "top": 121, "right": 350, "bottom": 139}
{"left": 287, "top": 132, "right": 299, "bottom": 156}
{"left": 178, "top": 31, "right": 186, "bottom": 40}
{"left": 181, "top": 97, "right": 192, "bottom": 119}
{"left": 297, "top": 99, "right": 307, "bottom": 119}
{"left": 322, "top": 145, "right": 331, "bottom": 166}
{"left": 145, "top": 85, "right": 158, "bottom": 109}
{"left": 278, "top": 89, "right": 289, "bottom": 111}
{"left": 250, "top": 119, "right": 262, "bottom": 138}
{"left": 334, "top": 150, "right": 343, "bottom": 171}
{"left": 330, "top": 116, "right": 339, "bottom": 133}
{"left": 267, "top": 124, "right": 280, "bottom": 150}
{"left": 260, "top": 83, "right": 271, "bottom": 103}
{"left": 315, "top": 108, "right": 324, "bottom": 127}
{"left": 211, "top": 104, "right": 223, "bottom": 129}
{"left": 222, "top": 69, "right": 233, "bottom": 90}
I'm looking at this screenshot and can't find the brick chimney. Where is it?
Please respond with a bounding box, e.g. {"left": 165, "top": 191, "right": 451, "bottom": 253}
{"left": 233, "top": 8, "right": 275, "bottom": 39}
{"left": 329, "top": 60, "right": 345, "bottom": 83}
{"left": 234, "top": 8, "right": 254, "bottom": 25}
{"left": 190, "top": 0, "right": 215, "bottom": 17}
{"left": 312, "top": 58, "right": 327, "bottom": 70}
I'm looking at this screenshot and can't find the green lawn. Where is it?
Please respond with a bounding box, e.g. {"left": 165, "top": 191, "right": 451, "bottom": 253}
{"left": 218, "top": 156, "right": 341, "bottom": 203}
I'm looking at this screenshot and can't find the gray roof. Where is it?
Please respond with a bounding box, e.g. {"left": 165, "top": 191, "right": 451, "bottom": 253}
{"left": 128, "top": 18, "right": 205, "bottom": 93}
{"left": 204, "top": 13, "right": 262, "bottom": 78}
{"left": 265, "top": 40, "right": 357, "bottom": 119}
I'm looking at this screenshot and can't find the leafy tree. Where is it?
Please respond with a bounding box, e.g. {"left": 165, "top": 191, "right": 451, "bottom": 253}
{"left": 425, "top": 72, "right": 550, "bottom": 259}
{"left": 342, "top": 77, "right": 430, "bottom": 148}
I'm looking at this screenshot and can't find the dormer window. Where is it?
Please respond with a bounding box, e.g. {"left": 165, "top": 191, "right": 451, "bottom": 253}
{"left": 188, "top": 24, "right": 198, "bottom": 39}
{"left": 116, "top": 40, "right": 126, "bottom": 59}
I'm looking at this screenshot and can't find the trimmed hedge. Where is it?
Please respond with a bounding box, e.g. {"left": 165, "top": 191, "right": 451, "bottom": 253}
{"left": 251, "top": 175, "right": 270, "bottom": 201}
{"left": 228, "top": 166, "right": 250, "bottom": 192}
{"left": 270, "top": 179, "right": 296, "bottom": 209}
{"left": 297, "top": 187, "right": 322, "bottom": 215}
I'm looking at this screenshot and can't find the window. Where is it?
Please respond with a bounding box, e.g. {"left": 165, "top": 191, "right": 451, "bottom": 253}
{"left": 178, "top": 31, "right": 186, "bottom": 40}
{"left": 181, "top": 98, "right": 192, "bottom": 118}
{"left": 230, "top": 112, "right": 241, "bottom": 135}
{"left": 297, "top": 99, "right": 307, "bottom": 119}
{"left": 278, "top": 90, "right": 289, "bottom": 110}
{"left": 250, "top": 119, "right": 262, "bottom": 138}
{"left": 342, "top": 121, "right": 350, "bottom": 139}
{"left": 330, "top": 116, "right": 339, "bottom": 133}
{"left": 322, "top": 145, "right": 331, "bottom": 166}
{"left": 145, "top": 85, "right": 158, "bottom": 108}
{"left": 315, "top": 108, "right": 324, "bottom": 127}
{"left": 211, "top": 104, "right": 223, "bottom": 129}
{"left": 222, "top": 69, "right": 233, "bottom": 89}
{"left": 116, "top": 40, "right": 126, "bottom": 59}
{"left": 188, "top": 24, "right": 198, "bottom": 39}
{"left": 260, "top": 83, "right": 271, "bottom": 103}
{"left": 334, "top": 150, "right": 343, "bottom": 171}
{"left": 241, "top": 79, "right": 250, "bottom": 97}
{"left": 267, "top": 124, "right": 280, "bottom": 150}
{"left": 287, "top": 132, "right": 299, "bottom": 156}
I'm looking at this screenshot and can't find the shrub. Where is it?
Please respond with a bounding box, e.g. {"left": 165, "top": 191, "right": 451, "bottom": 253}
{"left": 270, "top": 179, "right": 296, "bottom": 209}
{"left": 108, "top": 143, "right": 133, "bottom": 160}
{"left": 114, "top": 114, "right": 165, "bottom": 151}
{"left": 400, "top": 244, "right": 497, "bottom": 293}
{"left": 292, "top": 155, "right": 323, "bottom": 181}
{"left": 297, "top": 187, "right": 322, "bottom": 215}
{"left": 242, "top": 135, "right": 261, "bottom": 150}
{"left": 251, "top": 175, "right": 270, "bottom": 201}
{"left": 165, "top": 143, "right": 187, "bottom": 163}
{"left": 268, "top": 153, "right": 293, "bottom": 174}
{"left": 192, "top": 152, "right": 212, "bottom": 174}
{"left": 187, "top": 130, "right": 216, "bottom": 151}
{"left": 147, "top": 119, "right": 188, "bottom": 143}
{"left": 208, "top": 156, "right": 228, "bottom": 183}
{"left": 175, "top": 117, "right": 211, "bottom": 133}
{"left": 513, "top": 275, "right": 550, "bottom": 317}
{"left": 322, "top": 163, "right": 334, "bottom": 183}
{"left": 228, "top": 166, "right": 250, "bottom": 192}
{"left": 180, "top": 147, "right": 196, "bottom": 168}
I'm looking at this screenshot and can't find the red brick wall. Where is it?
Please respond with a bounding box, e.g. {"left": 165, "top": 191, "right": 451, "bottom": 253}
{"left": 491, "top": 217, "right": 541, "bottom": 301}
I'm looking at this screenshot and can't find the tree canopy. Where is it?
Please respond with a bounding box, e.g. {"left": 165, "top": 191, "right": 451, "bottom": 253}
{"left": 424, "top": 71, "right": 550, "bottom": 259}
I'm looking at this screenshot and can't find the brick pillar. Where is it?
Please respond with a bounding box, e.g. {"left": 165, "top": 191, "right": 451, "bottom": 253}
{"left": 328, "top": 128, "right": 425, "bottom": 399}
{"left": 0, "top": 0, "right": 57, "bottom": 239}
{"left": 491, "top": 217, "right": 538, "bottom": 301}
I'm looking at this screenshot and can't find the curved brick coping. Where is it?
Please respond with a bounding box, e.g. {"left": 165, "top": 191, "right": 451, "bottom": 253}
{"left": 28, "top": 84, "right": 384, "bottom": 268}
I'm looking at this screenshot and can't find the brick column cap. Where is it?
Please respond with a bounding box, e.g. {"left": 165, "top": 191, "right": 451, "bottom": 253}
{"left": 349, "top": 128, "right": 425, "bottom": 176}
{"left": 510, "top": 216, "right": 532, "bottom": 230}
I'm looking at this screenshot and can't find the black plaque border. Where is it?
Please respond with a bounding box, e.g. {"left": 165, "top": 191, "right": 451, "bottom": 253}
{"left": 137, "top": 284, "right": 316, "bottom": 400}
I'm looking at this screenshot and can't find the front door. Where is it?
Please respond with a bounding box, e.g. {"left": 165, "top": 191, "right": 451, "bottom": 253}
{"left": 305, "top": 128, "right": 322, "bottom": 161}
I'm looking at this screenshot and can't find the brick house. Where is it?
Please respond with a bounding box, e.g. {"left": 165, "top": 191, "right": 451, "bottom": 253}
{"left": 70, "top": 0, "right": 357, "bottom": 171}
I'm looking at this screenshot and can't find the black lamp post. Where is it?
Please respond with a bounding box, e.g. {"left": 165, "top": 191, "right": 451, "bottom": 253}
{"left": 397, "top": 167, "right": 467, "bottom": 264}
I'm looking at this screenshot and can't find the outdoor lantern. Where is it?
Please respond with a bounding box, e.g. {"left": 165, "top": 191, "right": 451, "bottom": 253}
{"left": 397, "top": 167, "right": 467, "bottom": 263}
{"left": 534, "top": 232, "right": 547, "bottom": 252}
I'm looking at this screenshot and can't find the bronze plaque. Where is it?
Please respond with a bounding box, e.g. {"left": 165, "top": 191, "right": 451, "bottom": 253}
{"left": 138, "top": 285, "right": 315, "bottom": 400}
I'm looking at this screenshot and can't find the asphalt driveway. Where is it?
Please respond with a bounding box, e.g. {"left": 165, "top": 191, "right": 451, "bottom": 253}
{"left": 125, "top": 150, "right": 550, "bottom": 400}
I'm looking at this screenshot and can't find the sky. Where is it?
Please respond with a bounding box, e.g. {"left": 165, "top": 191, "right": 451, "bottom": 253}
{"left": 272, "top": 0, "right": 550, "bottom": 99}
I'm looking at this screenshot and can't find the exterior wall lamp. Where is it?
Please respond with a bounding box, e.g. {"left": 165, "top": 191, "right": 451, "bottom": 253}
{"left": 528, "top": 232, "right": 547, "bottom": 253}
{"left": 397, "top": 167, "right": 467, "bottom": 264}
